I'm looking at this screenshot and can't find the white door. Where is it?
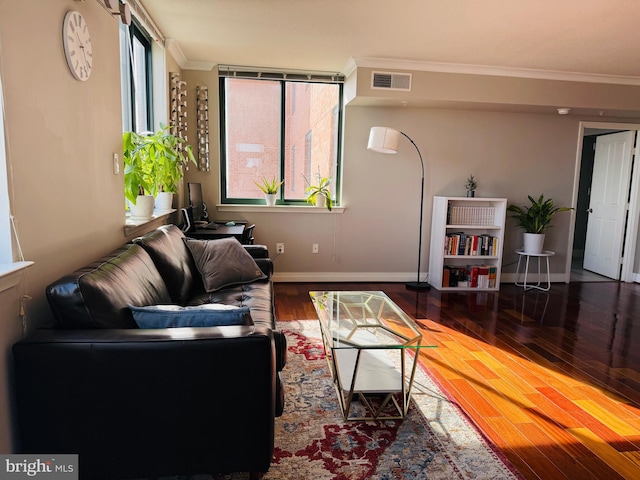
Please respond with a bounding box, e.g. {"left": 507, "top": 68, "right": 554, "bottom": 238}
{"left": 583, "top": 131, "right": 636, "bottom": 278}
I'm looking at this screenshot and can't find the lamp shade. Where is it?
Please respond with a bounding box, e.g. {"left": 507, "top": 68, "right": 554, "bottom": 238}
{"left": 367, "top": 126, "right": 401, "bottom": 154}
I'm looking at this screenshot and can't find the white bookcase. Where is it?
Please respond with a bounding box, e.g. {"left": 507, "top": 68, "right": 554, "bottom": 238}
{"left": 429, "top": 196, "right": 507, "bottom": 291}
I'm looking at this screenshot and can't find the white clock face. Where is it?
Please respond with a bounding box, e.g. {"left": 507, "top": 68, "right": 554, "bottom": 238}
{"left": 62, "top": 10, "right": 93, "bottom": 81}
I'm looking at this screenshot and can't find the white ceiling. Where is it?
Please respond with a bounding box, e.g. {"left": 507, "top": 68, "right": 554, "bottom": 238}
{"left": 139, "top": 0, "right": 640, "bottom": 81}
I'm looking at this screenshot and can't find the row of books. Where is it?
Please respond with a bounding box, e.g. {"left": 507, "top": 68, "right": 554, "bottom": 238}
{"left": 444, "top": 233, "right": 500, "bottom": 256}
{"left": 442, "top": 265, "right": 498, "bottom": 288}
{"left": 447, "top": 206, "right": 496, "bottom": 226}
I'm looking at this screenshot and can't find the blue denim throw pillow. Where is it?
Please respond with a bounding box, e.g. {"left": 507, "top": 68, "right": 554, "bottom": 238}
{"left": 129, "top": 304, "right": 253, "bottom": 329}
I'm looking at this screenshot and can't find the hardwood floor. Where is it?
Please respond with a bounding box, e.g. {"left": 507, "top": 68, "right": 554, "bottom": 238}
{"left": 274, "top": 281, "right": 640, "bottom": 480}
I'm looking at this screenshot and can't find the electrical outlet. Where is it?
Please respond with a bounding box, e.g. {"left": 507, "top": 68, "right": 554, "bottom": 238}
{"left": 276, "top": 243, "right": 285, "bottom": 254}
{"left": 312, "top": 243, "right": 319, "bottom": 254}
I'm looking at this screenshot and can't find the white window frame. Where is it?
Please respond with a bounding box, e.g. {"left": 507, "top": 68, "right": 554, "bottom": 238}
{"left": 0, "top": 68, "right": 33, "bottom": 290}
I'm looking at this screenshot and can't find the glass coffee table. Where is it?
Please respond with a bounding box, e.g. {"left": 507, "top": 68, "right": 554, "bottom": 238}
{"left": 309, "top": 291, "right": 433, "bottom": 421}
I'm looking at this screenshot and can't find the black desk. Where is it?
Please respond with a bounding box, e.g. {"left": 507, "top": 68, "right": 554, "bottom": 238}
{"left": 185, "top": 223, "right": 246, "bottom": 243}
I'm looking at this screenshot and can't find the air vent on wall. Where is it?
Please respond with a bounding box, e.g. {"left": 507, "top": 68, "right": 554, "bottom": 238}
{"left": 371, "top": 71, "right": 412, "bottom": 91}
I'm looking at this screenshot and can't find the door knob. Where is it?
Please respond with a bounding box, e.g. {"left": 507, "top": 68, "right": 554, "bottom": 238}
{"left": 587, "top": 208, "right": 593, "bottom": 213}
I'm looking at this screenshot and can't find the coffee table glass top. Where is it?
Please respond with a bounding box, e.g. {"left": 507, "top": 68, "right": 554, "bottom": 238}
{"left": 309, "top": 291, "right": 425, "bottom": 350}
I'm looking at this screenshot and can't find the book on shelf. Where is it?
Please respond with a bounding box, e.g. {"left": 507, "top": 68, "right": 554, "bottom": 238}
{"left": 443, "top": 264, "right": 497, "bottom": 289}
{"left": 447, "top": 205, "right": 496, "bottom": 226}
{"left": 443, "top": 265, "right": 469, "bottom": 287}
{"left": 444, "top": 233, "right": 499, "bottom": 256}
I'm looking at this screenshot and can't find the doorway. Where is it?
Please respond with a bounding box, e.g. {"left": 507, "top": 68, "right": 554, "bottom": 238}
{"left": 568, "top": 122, "right": 640, "bottom": 283}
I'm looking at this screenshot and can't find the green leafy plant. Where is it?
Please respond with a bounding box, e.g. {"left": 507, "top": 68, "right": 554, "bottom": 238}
{"left": 507, "top": 194, "right": 572, "bottom": 234}
{"left": 465, "top": 174, "right": 477, "bottom": 191}
{"left": 123, "top": 125, "right": 195, "bottom": 204}
{"left": 254, "top": 176, "right": 284, "bottom": 194}
{"left": 123, "top": 131, "right": 156, "bottom": 205}
{"left": 303, "top": 173, "right": 333, "bottom": 211}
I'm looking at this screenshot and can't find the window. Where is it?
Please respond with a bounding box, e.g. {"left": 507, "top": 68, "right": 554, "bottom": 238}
{"left": 219, "top": 68, "right": 343, "bottom": 205}
{"left": 0, "top": 71, "right": 12, "bottom": 263}
{"left": 120, "top": 20, "right": 152, "bottom": 133}
{"left": 0, "top": 68, "right": 31, "bottom": 281}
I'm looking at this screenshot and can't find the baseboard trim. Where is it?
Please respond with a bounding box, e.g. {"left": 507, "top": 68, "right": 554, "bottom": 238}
{"left": 500, "top": 272, "right": 568, "bottom": 284}
{"left": 272, "top": 272, "right": 423, "bottom": 283}
{"left": 272, "top": 271, "right": 569, "bottom": 284}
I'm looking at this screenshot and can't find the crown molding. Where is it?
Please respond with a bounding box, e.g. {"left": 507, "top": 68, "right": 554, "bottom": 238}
{"left": 351, "top": 57, "right": 640, "bottom": 86}
{"left": 342, "top": 57, "right": 358, "bottom": 78}
{"left": 165, "top": 39, "right": 215, "bottom": 71}
{"left": 165, "top": 39, "right": 186, "bottom": 68}
{"left": 183, "top": 60, "right": 216, "bottom": 71}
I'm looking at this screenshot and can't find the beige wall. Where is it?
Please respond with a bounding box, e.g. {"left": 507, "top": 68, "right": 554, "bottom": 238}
{"left": 184, "top": 67, "right": 640, "bottom": 283}
{"left": 192, "top": 104, "right": 582, "bottom": 281}
{"left": 0, "top": 0, "right": 131, "bottom": 452}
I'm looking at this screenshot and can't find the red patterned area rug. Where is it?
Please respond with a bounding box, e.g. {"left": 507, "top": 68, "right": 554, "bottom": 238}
{"left": 209, "top": 320, "right": 521, "bottom": 480}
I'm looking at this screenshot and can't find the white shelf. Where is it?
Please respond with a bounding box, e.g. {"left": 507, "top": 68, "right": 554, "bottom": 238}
{"left": 334, "top": 349, "right": 402, "bottom": 393}
{"left": 429, "top": 196, "right": 507, "bottom": 291}
{"left": 446, "top": 224, "right": 502, "bottom": 230}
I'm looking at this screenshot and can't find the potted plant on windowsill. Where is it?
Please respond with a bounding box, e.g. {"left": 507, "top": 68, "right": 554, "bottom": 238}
{"left": 304, "top": 173, "right": 333, "bottom": 211}
{"left": 254, "top": 176, "right": 284, "bottom": 206}
{"left": 123, "top": 131, "right": 157, "bottom": 221}
{"left": 153, "top": 127, "right": 196, "bottom": 211}
{"left": 123, "top": 126, "right": 196, "bottom": 218}
{"left": 507, "top": 194, "right": 572, "bottom": 254}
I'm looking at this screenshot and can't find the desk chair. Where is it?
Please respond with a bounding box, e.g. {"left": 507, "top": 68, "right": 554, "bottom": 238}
{"left": 242, "top": 224, "right": 256, "bottom": 245}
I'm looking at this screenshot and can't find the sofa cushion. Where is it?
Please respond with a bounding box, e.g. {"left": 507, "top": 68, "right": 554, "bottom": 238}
{"left": 134, "top": 224, "right": 200, "bottom": 304}
{"left": 183, "top": 237, "right": 267, "bottom": 292}
{"left": 129, "top": 304, "right": 253, "bottom": 329}
{"left": 46, "top": 244, "right": 172, "bottom": 329}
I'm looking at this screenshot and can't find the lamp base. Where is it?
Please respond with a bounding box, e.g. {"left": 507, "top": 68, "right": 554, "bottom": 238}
{"left": 405, "top": 281, "right": 431, "bottom": 291}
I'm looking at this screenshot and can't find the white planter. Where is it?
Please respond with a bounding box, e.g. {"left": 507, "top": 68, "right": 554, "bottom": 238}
{"left": 523, "top": 233, "right": 545, "bottom": 254}
{"left": 265, "top": 193, "right": 277, "bottom": 206}
{"left": 155, "top": 191, "right": 174, "bottom": 211}
{"left": 315, "top": 195, "right": 326, "bottom": 208}
{"left": 129, "top": 195, "right": 155, "bottom": 221}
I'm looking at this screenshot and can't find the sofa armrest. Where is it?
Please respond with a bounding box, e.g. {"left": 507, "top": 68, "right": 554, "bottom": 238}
{"left": 243, "top": 245, "right": 272, "bottom": 277}
{"left": 13, "top": 326, "right": 277, "bottom": 479}
{"left": 244, "top": 244, "right": 269, "bottom": 258}
{"left": 254, "top": 258, "right": 273, "bottom": 278}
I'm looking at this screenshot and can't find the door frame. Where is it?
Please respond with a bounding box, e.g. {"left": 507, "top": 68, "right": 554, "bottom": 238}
{"left": 566, "top": 121, "right": 640, "bottom": 283}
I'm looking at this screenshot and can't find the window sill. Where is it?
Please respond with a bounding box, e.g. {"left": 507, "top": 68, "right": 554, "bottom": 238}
{"left": 216, "top": 205, "right": 345, "bottom": 214}
{"left": 0, "top": 261, "right": 34, "bottom": 294}
{"left": 124, "top": 209, "right": 176, "bottom": 237}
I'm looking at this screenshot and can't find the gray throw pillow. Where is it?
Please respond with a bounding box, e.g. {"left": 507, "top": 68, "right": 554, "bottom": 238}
{"left": 129, "top": 304, "right": 253, "bottom": 328}
{"left": 183, "top": 237, "right": 267, "bottom": 292}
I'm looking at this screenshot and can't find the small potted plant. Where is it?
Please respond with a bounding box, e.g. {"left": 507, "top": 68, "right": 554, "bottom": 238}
{"left": 304, "top": 173, "right": 333, "bottom": 211}
{"left": 465, "top": 174, "right": 477, "bottom": 197}
{"left": 254, "top": 176, "right": 284, "bottom": 206}
{"left": 507, "top": 194, "right": 572, "bottom": 253}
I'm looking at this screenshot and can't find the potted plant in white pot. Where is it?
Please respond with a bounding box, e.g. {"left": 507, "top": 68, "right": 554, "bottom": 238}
{"left": 123, "top": 131, "right": 156, "bottom": 220}
{"left": 145, "top": 126, "right": 196, "bottom": 211}
{"left": 507, "top": 194, "right": 572, "bottom": 254}
{"left": 254, "top": 176, "right": 284, "bottom": 206}
{"left": 304, "top": 173, "right": 333, "bottom": 211}
{"left": 124, "top": 127, "right": 196, "bottom": 217}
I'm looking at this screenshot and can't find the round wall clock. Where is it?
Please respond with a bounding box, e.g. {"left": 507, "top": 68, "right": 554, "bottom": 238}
{"left": 62, "top": 10, "right": 93, "bottom": 81}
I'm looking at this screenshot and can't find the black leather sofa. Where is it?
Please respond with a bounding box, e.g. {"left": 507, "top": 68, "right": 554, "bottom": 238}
{"left": 12, "top": 224, "right": 286, "bottom": 480}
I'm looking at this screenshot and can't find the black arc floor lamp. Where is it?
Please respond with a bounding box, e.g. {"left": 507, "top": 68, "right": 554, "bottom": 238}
{"left": 367, "top": 126, "right": 430, "bottom": 291}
